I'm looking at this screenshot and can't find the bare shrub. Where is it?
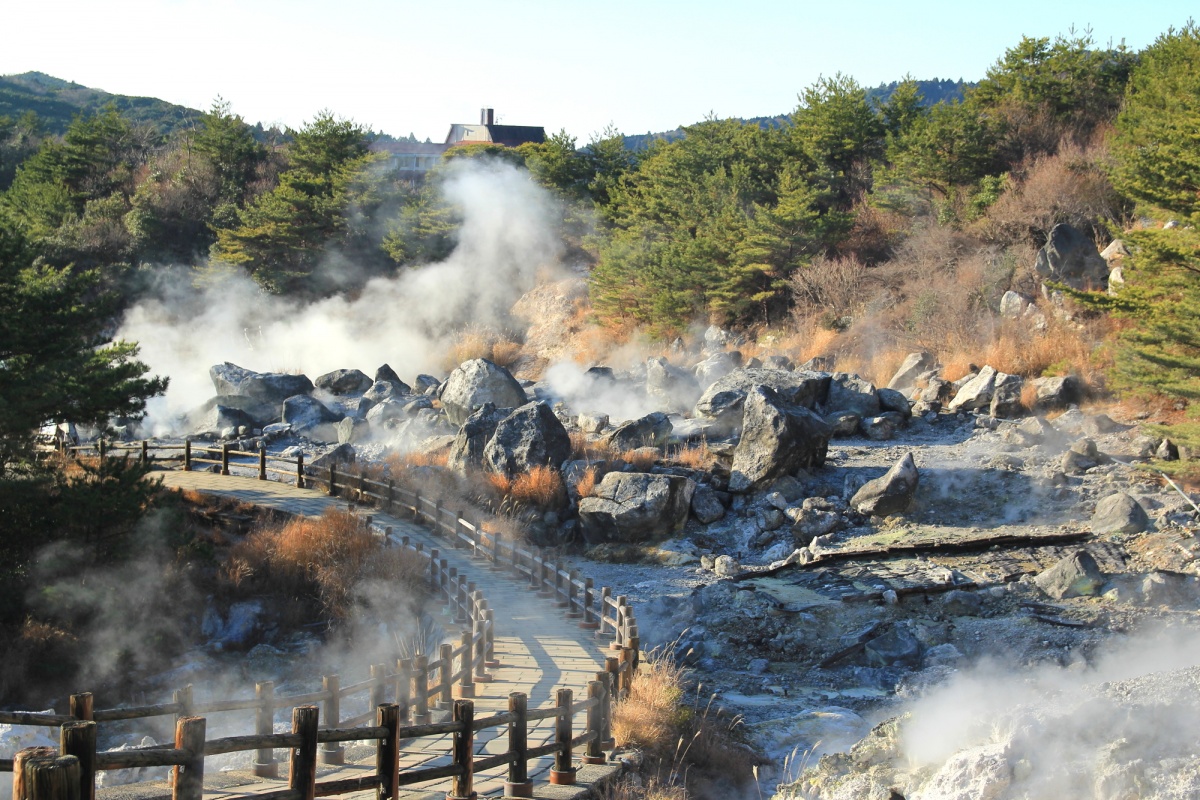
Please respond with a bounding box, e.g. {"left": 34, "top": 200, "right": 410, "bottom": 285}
{"left": 789, "top": 255, "right": 868, "bottom": 325}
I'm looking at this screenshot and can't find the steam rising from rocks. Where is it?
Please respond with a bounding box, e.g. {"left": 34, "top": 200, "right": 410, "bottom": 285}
{"left": 119, "top": 160, "right": 564, "bottom": 432}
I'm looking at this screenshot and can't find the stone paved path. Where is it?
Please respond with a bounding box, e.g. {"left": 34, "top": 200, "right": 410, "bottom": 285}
{"left": 153, "top": 469, "right": 614, "bottom": 799}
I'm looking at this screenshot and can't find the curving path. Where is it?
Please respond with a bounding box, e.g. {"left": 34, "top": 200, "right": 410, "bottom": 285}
{"left": 144, "top": 469, "right": 617, "bottom": 799}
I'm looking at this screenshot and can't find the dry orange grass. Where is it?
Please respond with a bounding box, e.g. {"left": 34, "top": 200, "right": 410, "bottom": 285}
{"left": 487, "top": 466, "right": 564, "bottom": 509}
{"left": 671, "top": 440, "right": 716, "bottom": 470}
{"left": 939, "top": 316, "right": 1111, "bottom": 384}
{"left": 619, "top": 448, "right": 660, "bottom": 470}
{"left": 441, "top": 329, "right": 524, "bottom": 371}
{"left": 490, "top": 339, "right": 524, "bottom": 368}
{"left": 597, "top": 779, "right": 687, "bottom": 800}
{"left": 574, "top": 467, "right": 599, "bottom": 498}
{"left": 613, "top": 651, "right": 686, "bottom": 753}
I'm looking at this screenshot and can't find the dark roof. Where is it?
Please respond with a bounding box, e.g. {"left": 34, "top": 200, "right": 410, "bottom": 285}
{"left": 484, "top": 125, "right": 545, "bottom": 147}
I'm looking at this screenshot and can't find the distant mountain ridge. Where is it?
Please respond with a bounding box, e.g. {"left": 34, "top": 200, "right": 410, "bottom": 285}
{"left": 622, "top": 78, "right": 972, "bottom": 151}
{"left": 0, "top": 71, "right": 202, "bottom": 136}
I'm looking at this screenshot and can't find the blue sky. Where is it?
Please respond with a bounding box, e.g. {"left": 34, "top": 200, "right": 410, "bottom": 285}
{"left": 1, "top": 0, "right": 1194, "bottom": 142}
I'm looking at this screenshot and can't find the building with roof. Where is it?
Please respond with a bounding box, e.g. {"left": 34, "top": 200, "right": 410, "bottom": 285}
{"left": 372, "top": 108, "right": 546, "bottom": 183}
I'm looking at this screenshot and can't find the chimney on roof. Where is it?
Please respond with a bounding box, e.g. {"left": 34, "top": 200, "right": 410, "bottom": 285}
{"left": 481, "top": 108, "right": 494, "bottom": 126}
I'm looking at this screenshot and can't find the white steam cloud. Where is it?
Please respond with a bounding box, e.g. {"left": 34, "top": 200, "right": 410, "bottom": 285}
{"left": 119, "top": 160, "right": 564, "bottom": 433}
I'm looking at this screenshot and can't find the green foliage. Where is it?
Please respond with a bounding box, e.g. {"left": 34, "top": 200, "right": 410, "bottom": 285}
{"left": 1110, "top": 22, "right": 1200, "bottom": 221}
{"left": 789, "top": 73, "right": 884, "bottom": 211}
{"left": 887, "top": 100, "right": 999, "bottom": 198}
{"left": 193, "top": 97, "right": 264, "bottom": 206}
{"left": 0, "top": 72, "right": 201, "bottom": 138}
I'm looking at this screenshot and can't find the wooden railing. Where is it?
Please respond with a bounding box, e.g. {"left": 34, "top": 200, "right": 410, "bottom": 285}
{"left": 18, "top": 439, "right": 642, "bottom": 800}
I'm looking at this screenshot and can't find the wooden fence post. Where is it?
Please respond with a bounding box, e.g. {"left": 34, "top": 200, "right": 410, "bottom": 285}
{"left": 550, "top": 688, "right": 575, "bottom": 785}
{"left": 254, "top": 681, "right": 277, "bottom": 778}
{"left": 386, "top": 480, "right": 395, "bottom": 513}
{"left": 14, "top": 748, "right": 79, "bottom": 800}
{"left": 328, "top": 463, "right": 337, "bottom": 497}
{"left": 554, "top": 561, "right": 568, "bottom": 608}
{"left": 605, "top": 657, "right": 620, "bottom": 703}
{"left": 184, "top": 440, "right": 192, "bottom": 471}
{"left": 140, "top": 440, "right": 149, "bottom": 467}
{"left": 596, "top": 668, "right": 616, "bottom": 750}
{"left": 611, "top": 596, "right": 628, "bottom": 649}
{"left": 97, "top": 439, "right": 106, "bottom": 467}
{"left": 370, "top": 664, "right": 386, "bottom": 711}
{"left": 258, "top": 444, "right": 267, "bottom": 480}
{"left": 220, "top": 443, "right": 230, "bottom": 476}
{"left": 438, "top": 643, "right": 453, "bottom": 710}
{"left": 321, "top": 675, "right": 342, "bottom": 765}
{"left": 173, "top": 685, "right": 193, "bottom": 732}
{"left": 484, "top": 609, "right": 498, "bottom": 669}
{"left": 59, "top": 722, "right": 95, "bottom": 800}
{"left": 411, "top": 654, "right": 429, "bottom": 724}
{"left": 599, "top": 587, "right": 612, "bottom": 637}
{"left": 289, "top": 706, "right": 319, "bottom": 800}
{"left": 68, "top": 694, "right": 92, "bottom": 722}
{"left": 296, "top": 452, "right": 304, "bottom": 488}
{"left": 505, "top": 692, "right": 532, "bottom": 798}
{"left": 567, "top": 570, "right": 581, "bottom": 617}
{"left": 583, "top": 681, "right": 606, "bottom": 765}
{"left": 473, "top": 620, "right": 492, "bottom": 683}
{"left": 395, "top": 659, "right": 411, "bottom": 723}
{"left": 172, "top": 716, "right": 205, "bottom": 800}
{"left": 581, "top": 579, "right": 599, "bottom": 630}
{"left": 447, "top": 700, "right": 474, "bottom": 800}
{"left": 456, "top": 630, "right": 474, "bottom": 699}
{"left": 375, "top": 703, "right": 399, "bottom": 800}
{"left": 455, "top": 576, "right": 469, "bottom": 624}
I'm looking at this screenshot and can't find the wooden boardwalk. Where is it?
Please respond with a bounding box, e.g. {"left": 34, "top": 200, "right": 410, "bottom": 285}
{"left": 138, "top": 470, "right": 618, "bottom": 799}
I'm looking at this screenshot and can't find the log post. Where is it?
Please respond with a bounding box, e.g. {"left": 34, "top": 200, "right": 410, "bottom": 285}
{"left": 611, "top": 596, "right": 628, "bottom": 649}
{"left": 375, "top": 703, "right": 399, "bottom": 800}
{"left": 619, "top": 647, "right": 634, "bottom": 696}
{"left": 439, "top": 559, "right": 449, "bottom": 599}
{"left": 536, "top": 550, "right": 552, "bottom": 597}
{"left": 438, "top": 643, "right": 453, "bottom": 710}
{"left": 172, "top": 716, "right": 205, "bottom": 800}
{"left": 429, "top": 549, "right": 440, "bottom": 589}
{"left": 328, "top": 463, "right": 337, "bottom": 497}
{"left": 140, "top": 440, "right": 149, "bottom": 467}
{"left": 59, "top": 722, "right": 95, "bottom": 800}
{"left": 358, "top": 468, "right": 366, "bottom": 503}
{"left": 583, "top": 681, "right": 606, "bottom": 764}
{"left": 491, "top": 531, "right": 502, "bottom": 568}
{"left": 321, "top": 675, "right": 342, "bottom": 765}
{"left": 567, "top": 570, "right": 582, "bottom": 617}
{"left": 173, "top": 686, "right": 193, "bottom": 729}
{"left": 288, "top": 706, "right": 319, "bottom": 800}
{"left": 296, "top": 452, "right": 305, "bottom": 488}
{"left": 504, "top": 692, "right": 532, "bottom": 798}
{"left": 528, "top": 550, "right": 540, "bottom": 591}
{"left": 554, "top": 560, "right": 568, "bottom": 607}
{"left": 580, "top": 579, "right": 599, "bottom": 630}
{"left": 68, "top": 694, "right": 93, "bottom": 722}
{"left": 628, "top": 623, "right": 640, "bottom": 672}
{"left": 14, "top": 748, "right": 79, "bottom": 800}
{"left": 455, "top": 576, "right": 468, "bottom": 625}
{"left": 395, "top": 659, "right": 411, "bottom": 723}
{"left": 483, "top": 609, "right": 498, "bottom": 669}
{"left": 596, "top": 667, "right": 616, "bottom": 749}
{"left": 258, "top": 443, "right": 267, "bottom": 480}
{"left": 549, "top": 688, "right": 575, "bottom": 785}
{"left": 473, "top": 620, "right": 492, "bottom": 683}
{"left": 98, "top": 439, "right": 106, "bottom": 466}
{"left": 447, "top": 700, "right": 474, "bottom": 800}
{"left": 411, "top": 654, "right": 429, "bottom": 724}
{"left": 184, "top": 440, "right": 192, "bottom": 471}
{"left": 455, "top": 630, "right": 474, "bottom": 699}
{"left": 386, "top": 480, "right": 395, "bottom": 513}
{"left": 445, "top": 566, "right": 457, "bottom": 611}
{"left": 254, "top": 681, "right": 277, "bottom": 778}
{"left": 598, "top": 587, "right": 612, "bottom": 638}
{"left": 370, "top": 664, "right": 387, "bottom": 711}
{"left": 604, "top": 657, "right": 621, "bottom": 704}
{"left": 220, "top": 442, "right": 230, "bottom": 476}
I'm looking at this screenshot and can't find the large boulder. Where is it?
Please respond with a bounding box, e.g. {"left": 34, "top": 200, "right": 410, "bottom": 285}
{"left": 282, "top": 395, "right": 340, "bottom": 441}
{"left": 374, "top": 364, "right": 410, "bottom": 390}
{"left": 850, "top": 453, "right": 919, "bottom": 516}
{"left": 1031, "top": 375, "right": 1084, "bottom": 412}
{"left": 948, "top": 366, "right": 998, "bottom": 412}
{"left": 989, "top": 373, "right": 1025, "bottom": 419}
{"left": 482, "top": 402, "right": 572, "bottom": 477}
{"left": 694, "top": 368, "right": 830, "bottom": 434}
{"left": 604, "top": 412, "right": 673, "bottom": 452}
{"left": 693, "top": 352, "right": 739, "bottom": 389}
{"left": 363, "top": 380, "right": 408, "bottom": 404}
{"left": 1091, "top": 492, "right": 1151, "bottom": 535}
{"left": 578, "top": 472, "right": 696, "bottom": 544}
{"left": 1033, "top": 223, "right": 1109, "bottom": 289}
{"left": 447, "top": 403, "right": 510, "bottom": 472}
{"left": 314, "top": 369, "right": 373, "bottom": 396}
{"left": 439, "top": 359, "right": 527, "bottom": 426}
{"left": 826, "top": 373, "right": 881, "bottom": 418}
{"left": 210, "top": 363, "right": 314, "bottom": 405}
{"left": 187, "top": 395, "right": 278, "bottom": 430}
{"left": 887, "top": 352, "right": 937, "bottom": 394}
{"left": 1035, "top": 550, "right": 1105, "bottom": 599}
{"left": 645, "top": 357, "right": 702, "bottom": 413}
{"left": 729, "top": 385, "right": 832, "bottom": 493}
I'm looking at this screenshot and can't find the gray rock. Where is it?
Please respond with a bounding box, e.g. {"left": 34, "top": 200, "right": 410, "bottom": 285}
{"left": 1082, "top": 413, "right": 1120, "bottom": 436}
{"left": 942, "top": 589, "right": 983, "bottom": 616}
{"left": 916, "top": 377, "right": 955, "bottom": 404}
{"left": 850, "top": 453, "right": 919, "bottom": 516}
{"left": 187, "top": 396, "right": 277, "bottom": 432}
{"left": 314, "top": 369, "right": 373, "bottom": 396}
{"left": 482, "top": 402, "right": 572, "bottom": 478}
{"left": 307, "top": 443, "right": 356, "bottom": 473}
{"left": 210, "top": 362, "right": 314, "bottom": 405}
{"left": 365, "top": 398, "right": 409, "bottom": 426}
{"left": 729, "top": 385, "right": 832, "bottom": 493}
{"left": 447, "top": 403, "right": 510, "bottom": 472}
{"left": 989, "top": 373, "right": 1025, "bottom": 419}
{"left": 703, "top": 324, "right": 742, "bottom": 351}
{"left": 691, "top": 486, "right": 727, "bottom": 524}
{"left": 1034, "top": 223, "right": 1109, "bottom": 289}
{"left": 414, "top": 374, "right": 440, "bottom": 394}
{"left": 604, "top": 412, "right": 673, "bottom": 452}
{"left": 761, "top": 355, "right": 793, "bottom": 370}
{"left": 578, "top": 472, "right": 697, "bottom": 543}
{"left": 364, "top": 380, "right": 409, "bottom": 403}
{"left": 336, "top": 416, "right": 369, "bottom": 445}
{"left": 948, "top": 366, "right": 998, "bottom": 412}
{"left": 1035, "top": 549, "right": 1105, "bottom": 599}
{"left": 747, "top": 658, "right": 770, "bottom": 675}
{"left": 826, "top": 373, "right": 881, "bottom": 418}
{"left": 374, "top": 364, "right": 409, "bottom": 389}
{"left": 1157, "top": 439, "right": 1179, "bottom": 461}
{"left": 826, "top": 410, "right": 861, "bottom": 437}
{"left": 696, "top": 368, "right": 830, "bottom": 435}
{"left": 282, "top": 395, "right": 340, "bottom": 440}
{"left": 859, "top": 415, "right": 897, "bottom": 441}
{"left": 1062, "top": 437, "right": 1101, "bottom": 474}
{"left": 693, "top": 352, "right": 740, "bottom": 389}
{"left": 713, "top": 554, "right": 741, "bottom": 577}
{"left": 645, "top": 357, "right": 702, "bottom": 413}
{"left": 999, "top": 290, "right": 1029, "bottom": 319}
{"left": 864, "top": 624, "right": 921, "bottom": 667}
{"left": 576, "top": 412, "right": 609, "bottom": 434}
{"left": 439, "top": 359, "right": 527, "bottom": 426}
{"left": 887, "top": 352, "right": 938, "bottom": 393}
{"left": 1091, "top": 492, "right": 1151, "bottom": 535}
{"left": 771, "top": 475, "right": 806, "bottom": 503}
{"left": 876, "top": 387, "right": 912, "bottom": 419}
{"left": 1032, "top": 375, "right": 1084, "bottom": 412}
